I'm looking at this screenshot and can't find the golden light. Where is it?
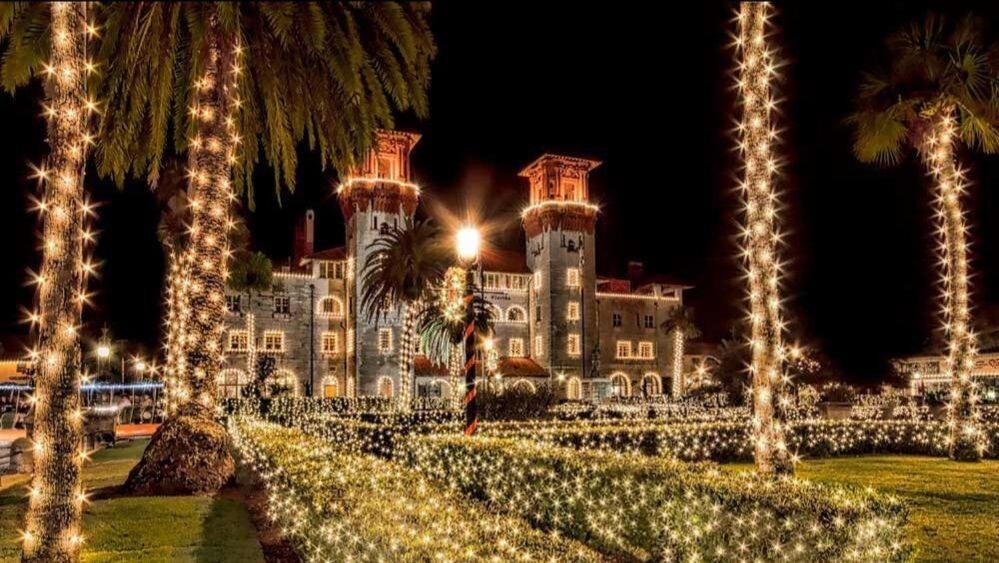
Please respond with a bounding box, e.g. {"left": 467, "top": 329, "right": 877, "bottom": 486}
{"left": 95, "top": 344, "right": 111, "bottom": 360}
{"left": 455, "top": 225, "right": 481, "bottom": 263}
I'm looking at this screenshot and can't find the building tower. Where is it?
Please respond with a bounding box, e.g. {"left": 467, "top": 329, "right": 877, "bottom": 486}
{"left": 520, "top": 154, "right": 601, "bottom": 398}
{"left": 338, "top": 130, "right": 421, "bottom": 397}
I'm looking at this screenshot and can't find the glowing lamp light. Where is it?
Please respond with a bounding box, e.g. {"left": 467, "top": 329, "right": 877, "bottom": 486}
{"left": 455, "top": 225, "right": 481, "bottom": 262}
{"left": 95, "top": 344, "right": 111, "bottom": 359}
{"left": 134, "top": 360, "right": 146, "bottom": 373}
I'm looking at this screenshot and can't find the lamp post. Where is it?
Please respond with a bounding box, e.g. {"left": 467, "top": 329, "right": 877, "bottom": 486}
{"left": 455, "top": 225, "right": 481, "bottom": 436}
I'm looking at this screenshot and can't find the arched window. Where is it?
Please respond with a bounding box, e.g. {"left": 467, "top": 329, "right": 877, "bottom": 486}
{"left": 317, "top": 296, "right": 344, "bottom": 318}
{"left": 377, "top": 376, "right": 394, "bottom": 398}
{"left": 641, "top": 373, "right": 662, "bottom": 397}
{"left": 566, "top": 376, "right": 582, "bottom": 400}
{"left": 609, "top": 373, "right": 631, "bottom": 398}
{"left": 218, "top": 369, "right": 248, "bottom": 399}
{"left": 322, "top": 377, "right": 339, "bottom": 398}
{"left": 510, "top": 379, "right": 536, "bottom": 394}
{"left": 506, "top": 306, "right": 527, "bottom": 323}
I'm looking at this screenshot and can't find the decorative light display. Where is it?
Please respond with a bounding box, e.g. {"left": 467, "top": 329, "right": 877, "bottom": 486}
{"left": 672, "top": 329, "right": 684, "bottom": 397}
{"left": 22, "top": 3, "right": 97, "bottom": 560}
{"left": 397, "top": 302, "right": 416, "bottom": 409}
{"left": 165, "top": 21, "right": 245, "bottom": 416}
{"left": 162, "top": 248, "right": 192, "bottom": 414}
{"left": 734, "top": 1, "right": 794, "bottom": 475}
{"left": 921, "top": 110, "right": 984, "bottom": 461}
{"left": 229, "top": 418, "right": 603, "bottom": 562}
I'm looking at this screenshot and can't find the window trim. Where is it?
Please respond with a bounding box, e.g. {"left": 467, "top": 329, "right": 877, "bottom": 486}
{"left": 615, "top": 340, "right": 633, "bottom": 359}
{"left": 262, "top": 330, "right": 285, "bottom": 353}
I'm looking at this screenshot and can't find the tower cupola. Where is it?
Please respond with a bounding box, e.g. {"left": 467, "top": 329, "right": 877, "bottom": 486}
{"left": 519, "top": 154, "right": 601, "bottom": 238}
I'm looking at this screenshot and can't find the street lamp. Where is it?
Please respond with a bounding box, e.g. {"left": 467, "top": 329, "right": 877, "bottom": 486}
{"left": 454, "top": 224, "right": 482, "bottom": 435}
{"left": 455, "top": 225, "right": 481, "bottom": 264}
{"left": 95, "top": 344, "right": 111, "bottom": 360}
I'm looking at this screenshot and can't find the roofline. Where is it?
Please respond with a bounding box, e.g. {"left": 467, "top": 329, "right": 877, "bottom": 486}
{"left": 518, "top": 153, "right": 602, "bottom": 177}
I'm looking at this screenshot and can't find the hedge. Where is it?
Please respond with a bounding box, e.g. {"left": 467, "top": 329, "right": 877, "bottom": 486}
{"left": 403, "top": 434, "right": 909, "bottom": 562}
{"left": 228, "top": 417, "right": 603, "bottom": 562}
{"left": 484, "top": 419, "right": 999, "bottom": 462}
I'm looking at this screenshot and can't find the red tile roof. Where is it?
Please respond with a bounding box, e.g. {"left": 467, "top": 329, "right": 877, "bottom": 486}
{"left": 304, "top": 246, "right": 347, "bottom": 262}
{"left": 414, "top": 355, "right": 449, "bottom": 377}
{"left": 480, "top": 249, "right": 529, "bottom": 274}
{"left": 498, "top": 357, "right": 548, "bottom": 377}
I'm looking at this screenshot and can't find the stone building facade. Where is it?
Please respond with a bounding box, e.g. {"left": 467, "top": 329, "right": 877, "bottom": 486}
{"left": 219, "top": 131, "right": 692, "bottom": 401}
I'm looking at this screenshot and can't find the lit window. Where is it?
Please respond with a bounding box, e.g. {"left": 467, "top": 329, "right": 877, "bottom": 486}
{"left": 567, "top": 301, "right": 580, "bottom": 321}
{"left": 534, "top": 270, "right": 542, "bottom": 289}
{"left": 319, "top": 262, "right": 331, "bottom": 279}
{"left": 644, "top": 314, "right": 655, "bottom": 329}
{"left": 509, "top": 338, "right": 524, "bottom": 357}
{"left": 510, "top": 275, "right": 526, "bottom": 290}
{"left": 567, "top": 334, "right": 581, "bottom": 356}
{"left": 612, "top": 312, "right": 622, "bottom": 327}
{"left": 273, "top": 295, "right": 291, "bottom": 314}
{"left": 534, "top": 336, "right": 543, "bottom": 357}
{"left": 610, "top": 373, "right": 631, "bottom": 398}
{"left": 566, "top": 268, "right": 580, "bottom": 287}
{"left": 378, "top": 328, "right": 393, "bottom": 354}
{"left": 484, "top": 273, "right": 500, "bottom": 289}
{"left": 227, "top": 330, "right": 249, "bottom": 352}
{"left": 321, "top": 332, "right": 339, "bottom": 355}
{"left": 638, "top": 341, "right": 655, "bottom": 359}
{"left": 334, "top": 262, "right": 345, "bottom": 279}
{"left": 346, "top": 329, "right": 355, "bottom": 354}
{"left": 225, "top": 295, "right": 242, "bottom": 313}
{"left": 318, "top": 296, "right": 344, "bottom": 318}
{"left": 566, "top": 377, "right": 582, "bottom": 400}
{"left": 263, "top": 331, "right": 285, "bottom": 353}
{"left": 377, "top": 376, "right": 394, "bottom": 398}
{"left": 506, "top": 306, "right": 527, "bottom": 323}
{"left": 616, "top": 341, "right": 632, "bottom": 359}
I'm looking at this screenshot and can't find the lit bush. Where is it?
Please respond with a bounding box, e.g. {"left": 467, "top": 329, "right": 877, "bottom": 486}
{"left": 403, "top": 435, "right": 910, "bottom": 561}
{"left": 229, "top": 417, "right": 603, "bottom": 562}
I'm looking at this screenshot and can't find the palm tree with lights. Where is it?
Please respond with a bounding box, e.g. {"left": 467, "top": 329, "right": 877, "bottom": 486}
{"left": 2, "top": 3, "right": 100, "bottom": 559}
{"left": 360, "top": 219, "right": 450, "bottom": 407}
{"left": 662, "top": 305, "right": 701, "bottom": 397}
{"left": 848, "top": 14, "right": 999, "bottom": 461}
{"left": 92, "top": 2, "right": 434, "bottom": 490}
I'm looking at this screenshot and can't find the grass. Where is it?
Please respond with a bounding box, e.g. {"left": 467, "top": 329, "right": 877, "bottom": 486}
{"left": 0, "top": 439, "right": 264, "bottom": 563}
{"left": 726, "top": 456, "right": 999, "bottom": 562}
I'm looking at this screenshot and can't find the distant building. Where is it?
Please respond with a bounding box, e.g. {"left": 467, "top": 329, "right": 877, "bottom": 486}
{"left": 220, "top": 131, "right": 693, "bottom": 401}
{"left": 895, "top": 352, "right": 999, "bottom": 399}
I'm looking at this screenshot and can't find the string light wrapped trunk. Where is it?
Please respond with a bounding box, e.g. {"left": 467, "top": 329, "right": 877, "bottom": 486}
{"left": 22, "top": 3, "right": 95, "bottom": 560}
{"left": 735, "top": 1, "right": 794, "bottom": 475}
{"left": 177, "top": 19, "right": 241, "bottom": 416}
{"left": 922, "top": 108, "right": 983, "bottom": 461}
{"left": 463, "top": 268, "right": 478, "bottom": 435}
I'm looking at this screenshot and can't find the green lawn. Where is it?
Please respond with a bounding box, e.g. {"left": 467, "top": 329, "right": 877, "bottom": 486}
{"left": 727, "top": 456, "right": 999, "bottom": 562}
{"left": 0, "top": 439, "right": 264, "bottom": 563}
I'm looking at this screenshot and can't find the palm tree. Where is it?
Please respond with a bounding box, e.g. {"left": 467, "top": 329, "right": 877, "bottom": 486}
{"left": 662, "top": 306, "right": 701, "bottom": 397}
{"left": 92, "top": 2, "right": 434, "bottom": 491}
{"left": 2, "top": 2, "right": 97, "bottom": 559}
{"left": 848, "top": 14, "right": 999, "bottom": 461}
{"left": 360, "top": 219, "right": 449, "bottom": 407}
{"left": 734, "top": 2, "right": 794, "bottom": 476}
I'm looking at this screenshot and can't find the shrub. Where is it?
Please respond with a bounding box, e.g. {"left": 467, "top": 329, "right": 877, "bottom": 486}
{"left": 403, "top": 435, "right": 909, "bottom": 561}
{"left": 477, "top": 381, "right": 559, "bottom": 420}
{"left": 229, "top": 417, "right": 603, "bottom": 562}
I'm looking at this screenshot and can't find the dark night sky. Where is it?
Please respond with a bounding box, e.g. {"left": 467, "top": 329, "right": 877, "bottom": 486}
{"left": 2, "top": 1, "right": 999, "bottom": 383}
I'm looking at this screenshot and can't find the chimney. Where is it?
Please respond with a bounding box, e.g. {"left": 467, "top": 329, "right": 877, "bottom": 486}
{"left": 293, "top": 210, "right": 315, "bottom": 265}
{"left": 627, "top": 261, "right": 644, "bottom": 287}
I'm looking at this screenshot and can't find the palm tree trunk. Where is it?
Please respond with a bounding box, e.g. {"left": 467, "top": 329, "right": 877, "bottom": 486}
{"left": 737, "top": 2, "right": 794, "bottom": 476}
{"left": 923, "top": 109, "right": 982, "bottom": 462}
{"left": 177, "top": 18, "right": 239, "bottom": 417}
{"left": 672, "top": 329, "right": 684, "bottom": 397}
{"left": 162, "top": 248, "right": 191, "bottom": 414}
{"left": 22, "top": 4, "right": 91, "bottom": 560}
{"left": 398, "top": 302, "right": 417, "bottom": 410}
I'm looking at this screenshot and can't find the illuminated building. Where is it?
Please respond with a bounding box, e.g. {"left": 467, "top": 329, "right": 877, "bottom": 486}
{"left": 219, "top": 131, "right": 694, "bottom": 401}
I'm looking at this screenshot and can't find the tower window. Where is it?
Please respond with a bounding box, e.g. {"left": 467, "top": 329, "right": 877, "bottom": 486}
{"left": 616, "top": 341, "right": 632, "bottom": 359}
{"left": 228, "top": 330, "right": 249, "bottom": 352}
{"left": 612, "top": 312, "right": 622, "bottom": 327}
{"left": 506, "top": 306, "right": 527, "bottom": 323}
{"left": 378, "top": 328, "right": 393, "bottom": 354}
{"left": 566, "top": 268, "right": 580, "bottom": 287}
{"left": 377, "top": 156, "right": 393, "bottom": 178}
{"left": 318, "top": 296, "right": 344, "bottom": 318}
{"left": 321, "top": 332, "right": 339, "bottom": 355}
{"left": 509, "top": 338, "right": 524, "bottom": 357}
{"left": 567, "top": 334, "right": 581, "bottom": 356}
{"left": 638, "top": 341, "right": 655, "bottom": 359}
{"left": 225, "top": 295, "right": 242, "bottom": 313}
{"left": 644, "top": 314, "right": 655, "bottom": 328}
{"left": 263, "top": 331, "right": 285, "bottom": 353}
{"left": 273, "top": 295, "right": 291, "bottom": 315}
{"left": 534, "top": 336, "right": 543, "bottom": 357}
{"left": 567, "top": 302, "right": 580, "bottom": 321}
{"left": 484, "top": 273, "right": 500, "bottom": 289}
{"left": 533, "top": 270, "right": 542, "bottom": 289}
